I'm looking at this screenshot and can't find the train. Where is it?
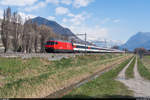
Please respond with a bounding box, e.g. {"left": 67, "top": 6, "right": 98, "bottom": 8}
{"left": 45, "top": 40, "right": 124, "bottom": 53}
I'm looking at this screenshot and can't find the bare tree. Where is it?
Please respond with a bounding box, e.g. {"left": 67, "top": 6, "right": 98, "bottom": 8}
{"left": 32, "top": 22, "right": 40, "bottom": 53}
{"left": 22, "top": 20, "right": 35, "bottom": 53}
{"left": 1, "top": 7, "right": 12, "bottom": 53}
{"left": 134, "top": 48, "right": 147, "bottom": 59}
{"left": 39, "top": 25, "right": 53, "bottom": 53}
{"left": 1, "top": 10, "right": 6, "bottom": 52}
{"left": 11, "top": 12, "right": 23, "bottom": 52}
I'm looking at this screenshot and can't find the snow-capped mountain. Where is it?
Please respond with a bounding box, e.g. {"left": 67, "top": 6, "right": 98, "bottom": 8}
{"left": 89, "top": 38, "right": 124, "bottom": 48}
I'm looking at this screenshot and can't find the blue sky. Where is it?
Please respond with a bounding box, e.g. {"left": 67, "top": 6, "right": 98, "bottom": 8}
{"left": 0, "top": 0, "right": 150, "bottom": 43}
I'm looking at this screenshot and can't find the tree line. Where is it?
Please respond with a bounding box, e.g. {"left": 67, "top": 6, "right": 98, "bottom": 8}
{"left": 134, "top": 48, "right": 148, "bottom": 59}
{"left": 0, "top": 7, "right": 69, "bottom": 53}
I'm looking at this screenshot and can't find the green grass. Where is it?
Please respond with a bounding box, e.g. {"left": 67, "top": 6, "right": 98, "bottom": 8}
{"left": 0, "top": 54, "right": 121, "bottom": 80}
{"left": 0, "top": 57, "right": 48, "bottom": 83}
{"left": 0, "top": 57, "right": 43, "bottom": 75}
{"left": 125, "top": 57, "right": 135, "bottom": 79}
{"left": 63, "top": 57, "right": 133, "bottom": 98}
{"left": 137, "top": 57, "right": 150, "bottom": 80}
{"left": 0, "top": 71, "right": 56, "bottom": 97}
{"left": 0, "top": 54, "right": 131, "bottom": 97}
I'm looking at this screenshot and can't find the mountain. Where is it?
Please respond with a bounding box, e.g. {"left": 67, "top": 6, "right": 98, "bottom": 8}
{"left": 31, "top": 17, "right": 75, "bottom": 36}
{"left": 89, "top": 39, "right": 124, "bottom": 48}
{"left": 30, "top": 17, "right": 84, "bottom": 43}
{"left": 121, "top": 32, "right": 150, "bottom": 51}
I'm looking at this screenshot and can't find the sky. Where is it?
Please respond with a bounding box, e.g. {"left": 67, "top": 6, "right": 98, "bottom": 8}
{"left": 0, "top": 0, "right": 150, "bottom": 43}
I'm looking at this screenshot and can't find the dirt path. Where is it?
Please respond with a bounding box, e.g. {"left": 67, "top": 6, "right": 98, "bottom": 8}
{"left": 116, "top": 57, "right": 150, "bottom": 97}
{"left": 117, "top": 57, "right": 134, "bottom": 80}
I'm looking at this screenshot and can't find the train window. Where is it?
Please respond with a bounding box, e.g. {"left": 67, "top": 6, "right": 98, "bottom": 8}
{"left": 55, "top": 42, "right": 58, "bottom": 44}
{"left": 91, "top": 47, "right": 99, "bottom": 50}
{"left": 76, "top": 45, "right": 88, "bottom": 49}
{"left": 46, "top": 42, "right": 50, "bottom": 45}
{"left": 99, "top": 48, "right": 107, "bottom": 50}
{"left": 46, "top": 42, "right": 53, "bottom": 45}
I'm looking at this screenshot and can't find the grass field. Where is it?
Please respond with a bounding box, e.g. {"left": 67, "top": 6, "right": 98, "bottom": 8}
{"left": 125, "top": 56, "right": 135, "bottom": 79}
{"left": 63, "top": 57, "right": 133, "bottom": 98}
{"left": 138, "top": 56, "right": 150, "bottom": 80}
{"left": 0, "top": 53, "right": 132, "bottom": 98}
{"left": 142, "top": 56, "right": 150, "bottom": 72}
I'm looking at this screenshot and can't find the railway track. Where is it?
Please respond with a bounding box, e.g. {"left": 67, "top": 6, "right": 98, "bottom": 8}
{"left": 0, "top": 53, "right": 117, "bottom": 60}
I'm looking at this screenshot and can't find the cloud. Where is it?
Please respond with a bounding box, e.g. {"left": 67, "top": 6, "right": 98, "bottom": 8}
{"left": 61, "top": 0, "right": 72, "bottom": 5}
{"left": 0, "top": 10, "right": 36, "bottom": 22}
{"left": 110, "top": 40, "right": 125, "bottom": 45}
{"left": 24, "top": 0, "right": 61, "bottom": 12}
{"left": 0, "top": 9, "right": 3, "bottom": 19}
{"left": 67, "top": 13, "right": 75, "bottom": 17}
{"left": 101, "top": 18, "right": 120, "bottom": 24}
{"left": 63, "top": 12, "right": 90, "bottom": 25}
{"left": 101, "top": 18, "right": 111, "bottom": 24}
{"left": 62, "top": 18, "right": 67, "bottom": 23}
{"left": 24, "top": 0, "right": 71, "bottom": 12}
{"left": 61, "top": 12, "right": 108, "bottom": 41}
{"left": 24, "top": 1, "right": 46, "bottom": 12}
{"left": 46, "top": 0, "right": 94, "bottom": 8}
{"left": 0, "top": 0, "right": 37, "bottom": 6}
{"left": 113, "top": 19, "right": 120, "bottom": 23}
{"left": 48, "top": 16, "right": 56, "bottom": 20}
{"left": 46, "top": 0, "right": 59, "bottom": 5}
{"left": 55, "top": 7, "right": 70, "bottom": 15}
{"left": 73, "top": 0, "right": 94, "bottom": 8}
{"left": 18, "top": 12, "right": 36, "bottom": 23}
{"left": 69, "top": 25, "right": 108, "bottom": 41}
{"left": 69, "top": 14, "right": 86, "bottom": 25}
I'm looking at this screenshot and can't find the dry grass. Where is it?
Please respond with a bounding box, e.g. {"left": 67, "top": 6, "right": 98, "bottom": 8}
{"left": 138, "top": 56, "right": 150, "bottom": 80}
{"left": 142, "top": 56, "right": 150, "bottom": 71}
{"left": 0, "top": 54, "right": 132, "bottom": 98}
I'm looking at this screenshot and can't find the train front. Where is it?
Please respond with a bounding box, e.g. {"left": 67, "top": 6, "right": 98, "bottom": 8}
{"left": 45, "top": 40, "right": 58, "bottom": 53}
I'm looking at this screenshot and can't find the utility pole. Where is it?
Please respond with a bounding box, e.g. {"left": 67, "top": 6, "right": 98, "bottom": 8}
{"left": 85, "top": 33, "right": 87, "bottom": 53}
{"left": 76, "top": 33, "right": 87, "bottom": 54}
{"left": 104, "top": 39, "right": 107, "bottom": 48}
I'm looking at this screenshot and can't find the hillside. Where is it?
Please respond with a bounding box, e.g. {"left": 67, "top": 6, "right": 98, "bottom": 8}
{"left": 121, "top": 32, "right": 150, "bottom": 51}
{"left": 30, "top": 17, "right": 85, "bottom": 43}
{"left": 31, "top": 17, "right": 75, "bottom": 36}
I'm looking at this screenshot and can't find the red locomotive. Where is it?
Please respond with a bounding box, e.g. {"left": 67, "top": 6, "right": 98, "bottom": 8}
{"left": 45, "top": 40, "right": 73, "bottom": 53}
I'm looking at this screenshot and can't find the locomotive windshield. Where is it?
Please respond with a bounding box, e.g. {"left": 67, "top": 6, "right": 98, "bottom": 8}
{"left": 46, "top": 41, "right": 58, "bottom": 45}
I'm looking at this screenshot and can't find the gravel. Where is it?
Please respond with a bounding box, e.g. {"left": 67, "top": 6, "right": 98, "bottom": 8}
{"left": 0, "top": 53, "right": 103, "bottom": 61}
{"left": 0, "top": 53, "right": 81, "bottom": 61}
